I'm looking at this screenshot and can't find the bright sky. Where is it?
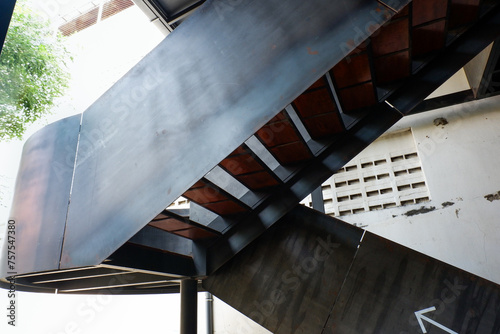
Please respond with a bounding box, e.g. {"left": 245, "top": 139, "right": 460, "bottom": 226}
{"left": 0, "top": 2, "right": 211, "bottom": 333}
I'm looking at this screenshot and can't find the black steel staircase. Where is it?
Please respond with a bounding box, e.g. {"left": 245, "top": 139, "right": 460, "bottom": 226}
{"left": 2, "top": 0, "right": 500, "bottom": 332}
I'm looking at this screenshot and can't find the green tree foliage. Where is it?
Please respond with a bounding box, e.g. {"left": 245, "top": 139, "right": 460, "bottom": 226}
{"left": 0, "top": 2, "right": 70, "bottom": 140}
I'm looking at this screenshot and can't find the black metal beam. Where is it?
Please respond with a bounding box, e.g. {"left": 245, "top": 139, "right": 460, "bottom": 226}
{"left": 159, "top": 209, "right": 223, "bottom": 236}
{"left": 32, "top": 271, "right": 178, "bottom": 293}
{"left": 128, "top": 225, "right": 194, "bottom": 256}
{"left": 411, "top": 89, "right": 475, "bottom": 114}
{"left": 16, "top": 267, "right": 126, "bottom": 284}
{"left": 60, "top": 283, "right": 182, "bottom": 295}
{"left": 167, "top": 208, "right": 190, "bottom": 217}
{"left": 0, "top": 0, "right": 16, "bottom": 56}
{"left": 106, "top": 242, "right": 197, "bottom": 277}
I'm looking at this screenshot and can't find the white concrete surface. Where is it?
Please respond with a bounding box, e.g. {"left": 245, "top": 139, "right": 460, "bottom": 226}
{"left": 340, "top": 95, "right": 500, "bottom": 285}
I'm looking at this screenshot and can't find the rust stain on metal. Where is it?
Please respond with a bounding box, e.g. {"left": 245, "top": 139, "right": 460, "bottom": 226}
{"left": 307, "top": 47, "right": 318, "bottom": 55}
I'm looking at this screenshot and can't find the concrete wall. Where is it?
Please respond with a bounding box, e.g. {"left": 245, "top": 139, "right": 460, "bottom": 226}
{"left": 337, "top": 95, "right": 500, "bottom": 285}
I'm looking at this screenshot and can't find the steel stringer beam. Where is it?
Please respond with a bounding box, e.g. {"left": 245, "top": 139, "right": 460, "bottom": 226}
{"left": 3, "top": 0, "right": 409, "bottom": 277}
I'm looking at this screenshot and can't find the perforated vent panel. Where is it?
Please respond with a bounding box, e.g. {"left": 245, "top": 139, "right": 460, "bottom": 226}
{"left": 303, "top": 129, "right": 430, "bottom": 217}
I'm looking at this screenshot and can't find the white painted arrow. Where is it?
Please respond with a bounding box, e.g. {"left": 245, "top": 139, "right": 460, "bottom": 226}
{"left": 414, "top": 307, "right": 458, "bottom": 334}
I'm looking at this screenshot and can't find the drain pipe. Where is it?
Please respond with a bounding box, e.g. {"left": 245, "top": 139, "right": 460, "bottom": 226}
{"left": 206, "top": 292, "right": 214, "bottom": 334}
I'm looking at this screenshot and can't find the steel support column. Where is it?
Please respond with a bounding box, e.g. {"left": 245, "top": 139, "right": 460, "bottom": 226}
{"left": 180, "top": 279, "right": 198, "bottom": 334}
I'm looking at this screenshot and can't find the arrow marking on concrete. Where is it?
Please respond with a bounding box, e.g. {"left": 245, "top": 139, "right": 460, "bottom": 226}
{"left": 414, "top": 306, "right": 458, "bottom": 334}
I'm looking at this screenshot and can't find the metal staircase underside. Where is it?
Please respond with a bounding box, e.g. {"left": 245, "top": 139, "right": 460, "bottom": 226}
{"left": 2, "top": 0, "right": 500, "bottom": 295}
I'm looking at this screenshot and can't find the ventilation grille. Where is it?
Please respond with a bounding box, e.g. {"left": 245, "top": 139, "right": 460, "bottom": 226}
{"left": 303, "top": 129, "right": 431, "bottom": 217}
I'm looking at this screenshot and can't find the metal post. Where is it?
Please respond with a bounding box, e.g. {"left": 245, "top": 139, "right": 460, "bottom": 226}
{"left": 311, "top": 187, "right": 325, "bottom": 213}
{"left": 0, "top": 0, "right": 17, "bottom": 56}
{"left": 180, "top": 279, "right": 198, "bottom": 334}
{"left": 206, "top": 292, "right": 214, "bottom": 334}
